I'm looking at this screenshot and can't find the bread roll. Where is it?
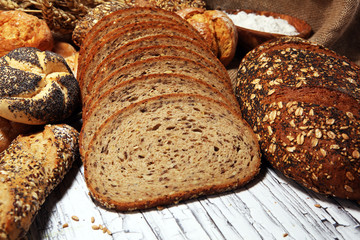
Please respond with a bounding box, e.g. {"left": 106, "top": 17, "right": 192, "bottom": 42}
{"left": 0, "top": 47, "right": 80, "bottom": 125}
{"left": 176, "top": 7, "right": 238, "bottom": 66}
{"left": 0, "top": 11, "right": 53, "bottom": 57}
{"left": 52, "top": 41, "right": 79, "bottom": 76}
{"left": 235, "top": 36, "right": 360, "bottom": 200}
{"left": 0, "top": 117, "right": 33, "bottom": 153}
{"left": 0, "top": 124, "right": 79, "bottom": 240}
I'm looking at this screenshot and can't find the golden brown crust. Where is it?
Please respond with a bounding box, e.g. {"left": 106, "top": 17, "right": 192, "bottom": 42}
{"left": 0, "top": 124, "right": 79, "bottom": 240}
{"left": 0, "top": 11, "right": 53, "bottom": 57}
{"left": 52, "top": 41, "right": 79, "bottom": 76}
{"left": 176, "top": 8, "right": 237, "bottom": 66}
{"left": 0, "top": 117, "right": 33, "bottom": 153}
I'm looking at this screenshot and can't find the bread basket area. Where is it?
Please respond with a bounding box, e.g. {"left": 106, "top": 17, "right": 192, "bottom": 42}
{"left": 0, "top": 1, "right": 359, "bottom": 240}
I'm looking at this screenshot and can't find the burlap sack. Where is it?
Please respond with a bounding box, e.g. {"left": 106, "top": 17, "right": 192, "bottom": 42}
{"left": 207, "top": 0, "right": 360, "bottom": 65}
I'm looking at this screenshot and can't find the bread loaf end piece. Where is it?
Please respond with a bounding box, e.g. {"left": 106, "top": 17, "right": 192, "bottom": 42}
{"left": 235, "top": 36, "right": 360, "bottom": 200}
{"left": 84, "top": 94, "right": 261, "bottom": 211}
{"left": 0, "top": 124, "right": 79, "bottom": 240}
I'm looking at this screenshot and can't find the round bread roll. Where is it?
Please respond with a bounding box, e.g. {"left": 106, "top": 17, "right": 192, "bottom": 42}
{"left": 0, "top": 116, "right": 33, "bottom": 153}
{"left": 176, "top": 8, "right": 238, "bottom": 66}
{"left": 0, "top": 11, "right": 53, "bottom": 57}
{"left": 0, "top": 47, "right": 80, "bottom": 125}
{"left": 52, "top": 41, "right": 79, "bottom": 76}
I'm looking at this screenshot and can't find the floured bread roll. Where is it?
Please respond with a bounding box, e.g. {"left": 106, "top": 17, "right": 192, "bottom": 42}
{"left": 0, "top": 47, "right": 81, "bottom": 125}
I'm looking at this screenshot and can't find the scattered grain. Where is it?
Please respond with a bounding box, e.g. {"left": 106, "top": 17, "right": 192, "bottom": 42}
{"left": 62, "top": 223, "right": 69, "bottom": 228}
{"left": 71, "top": 215, "right": 79, "bottom": 221}
{"left": 314, "top": 204, "right": 321, "bottom": 208}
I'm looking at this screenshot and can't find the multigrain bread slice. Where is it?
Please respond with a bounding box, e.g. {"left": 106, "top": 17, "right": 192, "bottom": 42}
{"left": 85, "top": 56, "right": 239, "bottom": 111}
{"left": 80, "top": 73, "right": 234, "bottom": 154}
{"left": 89, "top": 34, "right": 229, "bottom": 92}
{"left": 83, "top": 45, "right": 232, "bottom": 107}
{"left": 84, "top": 94, "right": 261, "bottom": 211}
{"left": 0, "top": 124, "right": 79, "bottom": 240}
{"left": 79, "top": 21, "right": 207, "bottom": 95}
{"left": 235, "top": 36, "right": 360, "bottom": 200}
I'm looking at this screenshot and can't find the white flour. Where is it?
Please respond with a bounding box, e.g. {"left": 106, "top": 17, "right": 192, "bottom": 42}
{"left": 226, "top": 11, "right": 299, "bottom": 35}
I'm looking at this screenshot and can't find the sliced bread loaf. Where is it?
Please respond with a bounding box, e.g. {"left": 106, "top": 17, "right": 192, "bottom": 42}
{"left": 79, "top": 21, "right": 206, "bottom": 95}
{"left": 85, "top": 56, "right": 239, "bottom": 111}
{"left": 83, "top": 45, "right": 232, "bottom": 105}
{"left": 84, "top": 94, "right": 261, "bottom": 211}
{"left": 88, "top": 34, "right": 229, "bottom": 93}
{"left": 80, "top": 73, "right": 234, "bottom": 154}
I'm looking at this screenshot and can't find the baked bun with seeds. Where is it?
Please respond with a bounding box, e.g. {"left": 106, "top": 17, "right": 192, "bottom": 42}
{"left": 0, "top": 47, "right": 80, "bottom": 125}
{"left": 0, "top": 124, "right": 79, "bottom": 240}
{"left": 176, "top": 7, "right": 238, "bottom": 66}
{"left": 235, "top": 36, "right": 360, "bottom": 200}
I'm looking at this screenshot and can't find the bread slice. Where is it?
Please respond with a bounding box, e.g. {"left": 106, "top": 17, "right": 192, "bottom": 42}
{"left": 83, "top": 45, "right": 232, "bottom": 105}
{"left": 88, "top": 34, "right": 229, "bottom": 94}
{"left": 84, "top": 94, "right": 261, "bottom": 211}
{"left": 79, "top": 20, "right": 206, "bottom": 94}
{"left": 79, "top": 7, "right": 200, "bottom": 59}
{"left": 0, "top": 124, "right": 79, "bottom": 239}
{"left": 235, "top": 36, "right": 360, "bottom": 200}
{"left": 80, "top": 73, "right": 235, "bottom": 154}
{"left": 85, "top": 56, "right": 239, "bottom": 111}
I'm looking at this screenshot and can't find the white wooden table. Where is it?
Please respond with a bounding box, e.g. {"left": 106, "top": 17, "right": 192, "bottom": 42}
{"left": 27, "top": 159, "right": 360, "bottom": 240}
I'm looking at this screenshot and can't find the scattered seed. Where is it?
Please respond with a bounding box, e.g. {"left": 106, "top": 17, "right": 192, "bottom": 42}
{"left": 71, "top": 216, "right": 79, "bottom": 221}
{"left": 91, "top": 217, "right": 95, "bottom": 223}
{"left": 314, "top": 204, "right": 321, "bottom": 208}
{"left": 92, "top": 225, "right": 100, "bottom": 230}
{"left": 62, "top": 223, "right": 69, "bottom": 228}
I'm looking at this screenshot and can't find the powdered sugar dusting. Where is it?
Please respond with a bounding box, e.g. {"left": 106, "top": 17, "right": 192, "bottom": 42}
{"left": 226, "top": 11, "right": 299, "bottom": 36}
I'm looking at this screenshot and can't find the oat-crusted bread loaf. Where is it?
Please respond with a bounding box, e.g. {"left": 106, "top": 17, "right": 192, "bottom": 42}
{"left": 80, "top": 73, "right": 234, "bottom": 154}
{"left": 84, "top": 94, "right": 261, "bottom": 211}
{"left": 85, "top": 56, "right": 239, "bottom": 111}
{"left": 235, "top": 36, "right": 360, "bottom": 200}
{"left": 0, "top": 124, "right": 79, "bottom": 240}
{"left": 87, "top": 34, "right": 228, "bottom": 95}
{"left": 0, "top": 47, "right": 80, "bottom": 125}
{"left": 79, "top": 20, "right": 206, "bottom": 94}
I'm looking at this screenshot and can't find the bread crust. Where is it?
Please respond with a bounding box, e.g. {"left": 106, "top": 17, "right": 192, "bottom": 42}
{"left": 0, "top": 124, "right": 79, "bottom": 240}
{"left": 0, "top": 11, "right": 53, "bottom": 57}
{"left": 235, "top": 36, "right": 360, "bottom": 200}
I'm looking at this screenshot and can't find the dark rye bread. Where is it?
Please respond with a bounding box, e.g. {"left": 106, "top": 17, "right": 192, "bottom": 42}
{"left": 235, "top": 36, "right": 360, "bottom": 200}
{"left": 79, "top": 21, "right": 207, "bottom": 95}
{"left": 88, "top": 34, "right": 229, "bottom": 94}
{"left": 84, "top": 94, "right": 261, "bottom": 211}
{"left": 80, "top": 73, "right": 235, "bottom": 155}
{"left": 83, "top": 45, "right": 232, "bottom": 106}
{"left": 85, "top": 56, "right": 239, "bottom": 111}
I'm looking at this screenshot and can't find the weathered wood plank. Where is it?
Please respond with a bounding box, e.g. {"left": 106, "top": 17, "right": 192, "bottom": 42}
{"left": 27, "top": 161, "right": 360, "bottom": 240}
